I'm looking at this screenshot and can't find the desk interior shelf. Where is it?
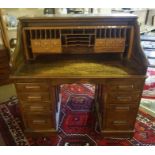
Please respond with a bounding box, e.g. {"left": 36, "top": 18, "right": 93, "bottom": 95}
{"left": 23, "top": 26, "right": 133, "bottom": 59}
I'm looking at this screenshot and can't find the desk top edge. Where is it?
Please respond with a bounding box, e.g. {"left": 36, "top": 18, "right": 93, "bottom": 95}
{"left": 18, "top": 14, "right": 138, "bottom": 21}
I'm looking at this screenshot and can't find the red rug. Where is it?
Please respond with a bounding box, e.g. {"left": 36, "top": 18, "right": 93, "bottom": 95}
{"left": 143, "top": 67, "right": 155, "bottom": 99}
{"left": 0, "top": 82, "right": 155, "bottom": 146}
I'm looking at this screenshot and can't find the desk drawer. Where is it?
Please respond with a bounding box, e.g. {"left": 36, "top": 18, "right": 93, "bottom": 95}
{"left": 25, "top": 115, "right": 54, "bottom": 130}
{"left": 19, "top": 92, "right": 50, "bottom": 102}
{"left": 106, "top": 104, "right": 137, "bottom": 118}
{"left": 106, "top": 104, "right": 137, "bottom": 111}
{"left": 16, "top": 83, "right": 49, "bottom": 92}
{"left": 106, "top": 79, "right": 144, "bottom": 91}
{"left": 0, "top": 63, "right": 9, "bottom": 69}
{"left": 22, "top": 104, "right": 52, "bottom": 114}
{"left": 104, "top": 104, "right": 137, "bottom": 130}
{"left": 0, "top": 51, "right": 8, "bottom": 58}
{"left": 0, "top": 69, "right": 10, "bottom": 74}
{"left": 105, "top": 119, "right": 134, "bottom": 130}
{"left": 107, "top": 92, "right": 141, "bottom": 104}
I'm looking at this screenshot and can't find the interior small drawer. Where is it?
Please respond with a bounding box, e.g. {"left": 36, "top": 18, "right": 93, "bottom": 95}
{"left": 25, "top": 115, "right": 54, "bottom": 130}
{"left": 19, "top": 92, "right": 50, "bottom": 102}
{"left": 106, "top": 79, "right": 145, "bottom": 91}
{"left": 31, "top": 39, "right": 61, "bottom": 53}
{"left": 107, "top": 92, "right": 141, "bottom": 104}
{"left": 16, "top": 83, "right": 49, "bottom": 92}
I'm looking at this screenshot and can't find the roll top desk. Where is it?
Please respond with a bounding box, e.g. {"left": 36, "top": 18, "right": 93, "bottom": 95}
{"left": 10, "top": 14, "right": 148, "bottom": 138}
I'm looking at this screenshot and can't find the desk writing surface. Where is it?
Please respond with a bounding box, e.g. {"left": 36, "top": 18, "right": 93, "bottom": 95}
{"left": 13, "top": 58, "right": 137, "bottom": 78}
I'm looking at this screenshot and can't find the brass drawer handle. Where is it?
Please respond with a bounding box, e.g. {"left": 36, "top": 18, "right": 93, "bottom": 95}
{"left": 29, "top": 106, "right": 45, "bottom": 111}
{"left": 25, "top": 86, "right": 41, "bottom": 89}
{"left": 27, "top": 96, "right": 41, "bottom": 100}
{"left": 118, "top": 85, "right": 134, "bottom": 89}
{"left": 32, "top": 120, "right": 46, "bottom": 124}
{"left": 117, "top": 96, "right": 132, "bottom": 102}
{"left": 115, "top": 106, "right": 130, "bottom": 111}
{"left": 113, "top": 120, "right": 128, "bottom": 125}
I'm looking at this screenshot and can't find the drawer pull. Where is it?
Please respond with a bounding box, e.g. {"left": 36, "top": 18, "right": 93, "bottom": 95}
{"left": 27, "top": 96, "right": 41, "bottom": 100}
{"left": 113, "top": 120, "right": 128, "bottom": 125}
{"left": 117, "top": 96, "right": 132, "bottom": 102}
{"left": 25, "top": 86, "right": 41, "bottom": 89}
{"left": 29, "top": 106, "right": 45, "bottom": 111}
{"left": 118, "top": 85, "right": 134, "bottom": 90}
{"left": 32, "top": 120, "right": 46, "bottom": 124}
{"left": 115, "top": 106, "right": 130, "bottom": 111}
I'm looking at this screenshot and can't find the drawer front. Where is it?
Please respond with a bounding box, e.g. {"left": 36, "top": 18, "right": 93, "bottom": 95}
{"left": 106, "top": 79, "right": 144, "bottom": 91}
{"left": 19, "top": 92, "right": 50, "bottom": 102}
{"left": 95, "top": 47, "right": 124, "bottom": 53}
{"left": 104, "top": 105, "right": 137, "bottom": 130}
{"left": 0, "top": 51, "right": 8, "bottom": 58}
{"left": 107, "top": 92, "right": 141, "bottom": 104}
{"left": 105, "top": 119, "right": 134, "bottom": 130}
{"left": 16, "top": 83, "right": 49, "bottom": 92}
{"left": 0, "top": 75, "right": 9, "bottom": 80}
{"left": 25, "top": 115, "right": 54, "bottom": 130}
{"left": 106, "top": 104, "right": 137, "bottom": 118}
{"left": 0, "top": 68, "right": 10, "bottom": 74}
{"left": 0, "top": 59, "right": 6, "bottom": 65}
{"left": 95, "top": 39, "right": 125, "bottom": 53}
{"left": 22, "top": 103, "right": 52, "bottom": 114}
{"left": 0, "top": 63, "right": 9, "bottom": 68}
{"left": 31, "top": 39, "right": 61, "bottom": 53}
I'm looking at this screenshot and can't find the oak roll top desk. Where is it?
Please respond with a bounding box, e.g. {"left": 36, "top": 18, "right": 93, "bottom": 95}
{"left": 10, "top": 14, "right": 148, "bottom": 138}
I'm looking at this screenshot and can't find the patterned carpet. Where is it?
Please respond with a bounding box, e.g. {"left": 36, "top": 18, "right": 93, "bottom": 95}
{"left": 0, "top": 82, "right": 155, "bottom": 146}
{"left": 143, "top": 68, "right": 155, "bottom": 99}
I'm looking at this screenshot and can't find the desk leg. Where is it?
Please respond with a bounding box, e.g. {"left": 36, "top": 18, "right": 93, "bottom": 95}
{"left": 54, "top": 85, "right": 60, "bottom": 112}
{"left": 49, "top": 85, "right": 61, "bottom": 132}
{"left": 95, "top": 84, "right": 104, "bottom": 131}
